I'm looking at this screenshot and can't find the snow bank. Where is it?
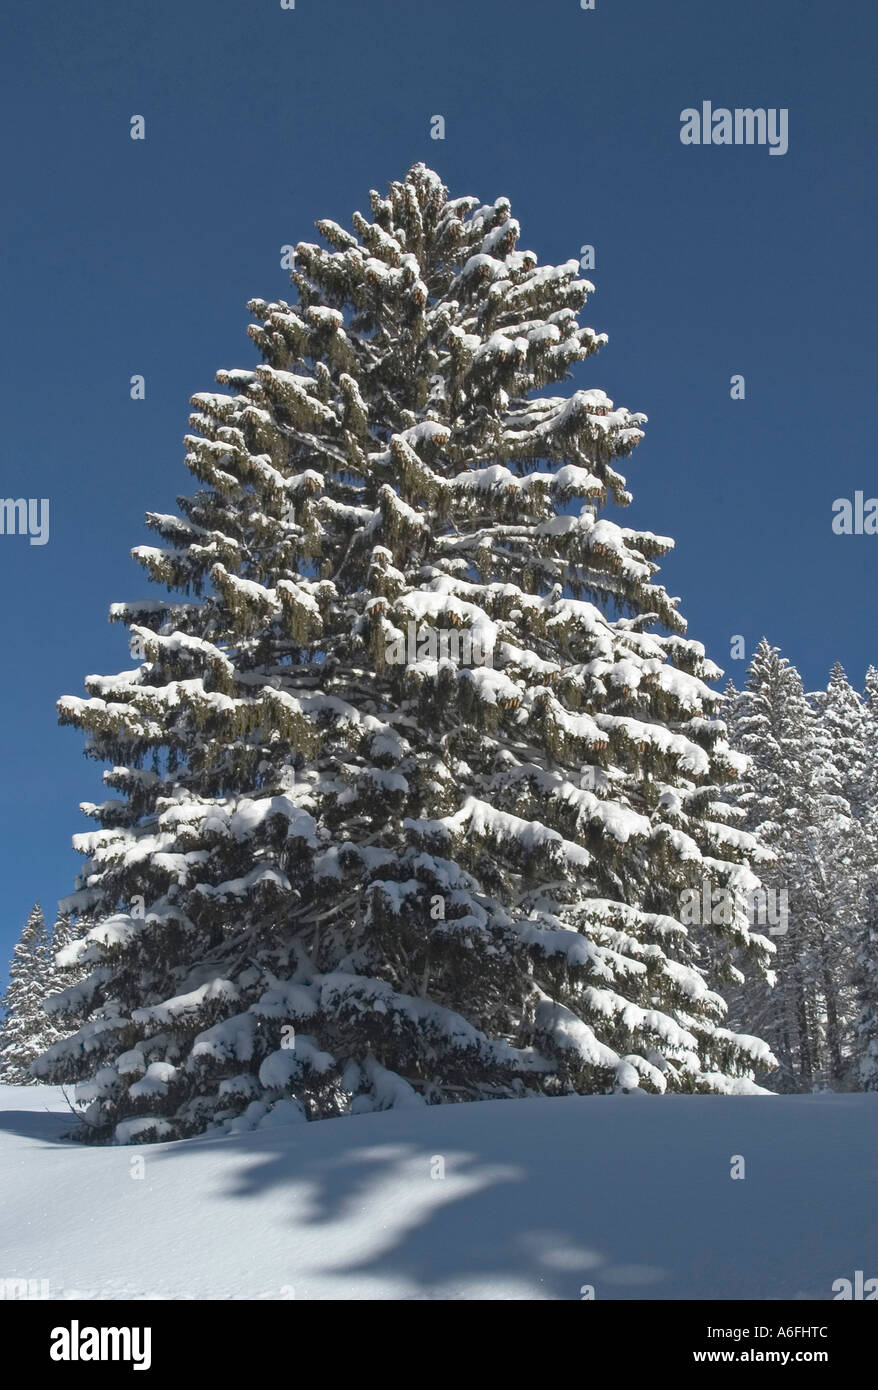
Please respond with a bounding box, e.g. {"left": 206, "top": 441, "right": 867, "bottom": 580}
{"left": 0, "top": 1085, "right": 875, "bottom": 1301}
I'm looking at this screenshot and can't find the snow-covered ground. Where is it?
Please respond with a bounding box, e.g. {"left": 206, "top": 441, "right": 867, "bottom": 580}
{"left": 1, "top": 1085, "right": 875, "bottom": 1300}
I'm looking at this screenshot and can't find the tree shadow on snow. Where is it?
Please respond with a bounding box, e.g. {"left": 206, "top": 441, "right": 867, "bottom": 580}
{"left": 72, "top": 1093, "right": 878, "bottom": 1300}
{"left": 142, "top": 1094, "right": 878, "bottom": 1300}
{"left": 0, "top": 1106, "right": 76, "bottom": 1143}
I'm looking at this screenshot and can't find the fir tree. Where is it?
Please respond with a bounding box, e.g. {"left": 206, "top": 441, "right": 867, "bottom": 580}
{"left": 807, "top": 664, "right": 871, "bottom": 1086}
{"left": 852, "top": 668, "right": 878, "bottom": 1088}
{"left": 853, "top": 887, "right": 878, "bottom": 1090}
{"left": 50, "top": 911, "right": 77, "bottom": 956}
{"left": 0, "top": 904, "right": 53, "bottom": 1084}
{"left": 36, "top": 165, "right": 774, "bottom": 1143}
{"left": 724, "top": 641, "right": 820, "bottom": 1088}
{"left": 814, "top": 663, "right": 872, "bottom": 825}
{"left": 727, "top": 645, "right": 871, "bottom": 1090}
{"left": 42, "top": 910, "right": 90, "bottom": 1025}
{"left": 863, "top": 666, "right": 878, "bottom": 730}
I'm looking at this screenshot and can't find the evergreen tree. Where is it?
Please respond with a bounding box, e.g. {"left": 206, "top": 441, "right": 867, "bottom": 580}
{"left": 852, "top": 882, "right": 878, "bottom": 1090}
{"left": 36, "top": 164, "right": 774, "bottom": 1143}
{"left": 724, "top": 642, "right": 814, "bottom": 1089}
{"left": 806, "top": 665, "right": 871, "bottom": 1086}
{"left": 0, "top": 904, "right": 54, "bottom": 1084}
{"left": 863, "top": 666, "right": 878, "bottom": 730}
{"left": 50, "top": 911, "right": 76, "bottom": 956}
{"left": 42, "top": 910, "right": 91, "bottom": 1025}
{"left": 860, "top": 666, "right": 878, "bottom": 855}
{"left": 813, "top": 663, "right": 872, "bottom": 825}
{"left": 852, "top": 668, "right": 878, "bottom": 1088}
{"left": 727, "top": 646, "right": 873, "bottom": 1090}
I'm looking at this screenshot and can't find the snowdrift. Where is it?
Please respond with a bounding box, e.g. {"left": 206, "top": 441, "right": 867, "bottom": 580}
{"left": 1, "top": 1085, "right": 875, "bottom": 1300}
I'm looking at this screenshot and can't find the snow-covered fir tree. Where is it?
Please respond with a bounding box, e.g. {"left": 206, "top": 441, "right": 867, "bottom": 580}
{"left": 726, "top": 645, "right": 875, "bottom": 1090}
{"left": 42, "top": 910, "right": 91, "bottom": 1024}
{"left": 853, "top": 882, "right": 878, "bottom": 1090}
{"left": 852, "top": 667, "right": 878, "bottom": 1089}
{"left": 36, "top": 164, "right": 775, "bottom": 1143}
{"left": 50, "top": 910, "right": 77, "bottom": 956}
{"left": 723, "top": 643, "right": 815, "bottom": 1088}
{"left": 813, "top": 663, "right": 873, "bottom": 826}
{"left": 864, "top": 666, "right": 878, "bottom": 729}
{"left": 0, "top": 904, "right": 54, "bottom": 1084}
{"left": 859, "top": 666, "right": 878, "bottom": 853}
{"left": 807, "top": 663, "right": 872, "bottom": 1086}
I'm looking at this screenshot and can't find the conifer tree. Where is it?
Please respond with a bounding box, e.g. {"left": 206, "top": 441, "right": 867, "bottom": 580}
{"left": 727, "top": 646, "right": 873, "bottom": 1089}
{"left": 36, "top": 165, "right": 774, "bottom": 1143}
{"left": 852, "top": 883, "right": 878, "bottom": 1090}
{"left": 863, "top": 666, "right": 878, "bottom": 730}
{"left": 860, "top": 667, "right": 878, "bottom": 860}
{"left": 724, "top": 642, "right": 820, "bottom": 1088}
{"left": 50, "top": 911, "right": 76, "bottom": 956}
{"left": 814, "top": 663, "right": 872, "bottom": 825}
{"left": 853, "top": 668, "right": 878, "bottom": 1088}
{"left": 42, "top": 911, "right": 91, "bottom": 1025}
{"left": 807, "top": 664, "right": 871, "bottom": 1085}
{"left": 0, "top": 904, "right": 53, "bottom": 1084}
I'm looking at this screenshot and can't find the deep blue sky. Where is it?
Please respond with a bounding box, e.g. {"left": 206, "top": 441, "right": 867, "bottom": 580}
{"left": 1, "top": 0, "right": 875, "bottom": 969}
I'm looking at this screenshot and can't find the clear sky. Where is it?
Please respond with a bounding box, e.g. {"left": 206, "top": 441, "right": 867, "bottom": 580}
{"left": 1, "top": 0, "right": 875, "bottom": 970}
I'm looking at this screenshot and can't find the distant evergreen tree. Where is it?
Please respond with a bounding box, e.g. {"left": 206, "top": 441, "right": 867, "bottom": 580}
{"left": 807, "top": 664, "right": 871, "bottom": 1086}
{"left": 863, "top": 666, "right": 878, "bottom": 729}
{"left": 50, "top": 911, "right": 76, "bottom": 956}
{"left": 861, "top": 667, "right": 878, "bottom": 850}
{"left": 724, "top": 642, "right": 814, "bottom": 1089}
{"left": 37, "top": 164, "right": 774, "bottom": 1144}
{"left": 813, "top": 663, "right": 872, "bottom": 824}
{"left": 42, "top": 910, "right": 90, "bottom": 1024}
{"left": 727, "top": 647, "right": 873, "bottom": 1090}
{"left": 852, "top": 883, "right": 878, "bottom": 1090}
{"left": 852, "top": 669, "right": 878, "bottom": 1089}
{"left": 0, "top": 904, "right": 53, "bottom": 1084}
